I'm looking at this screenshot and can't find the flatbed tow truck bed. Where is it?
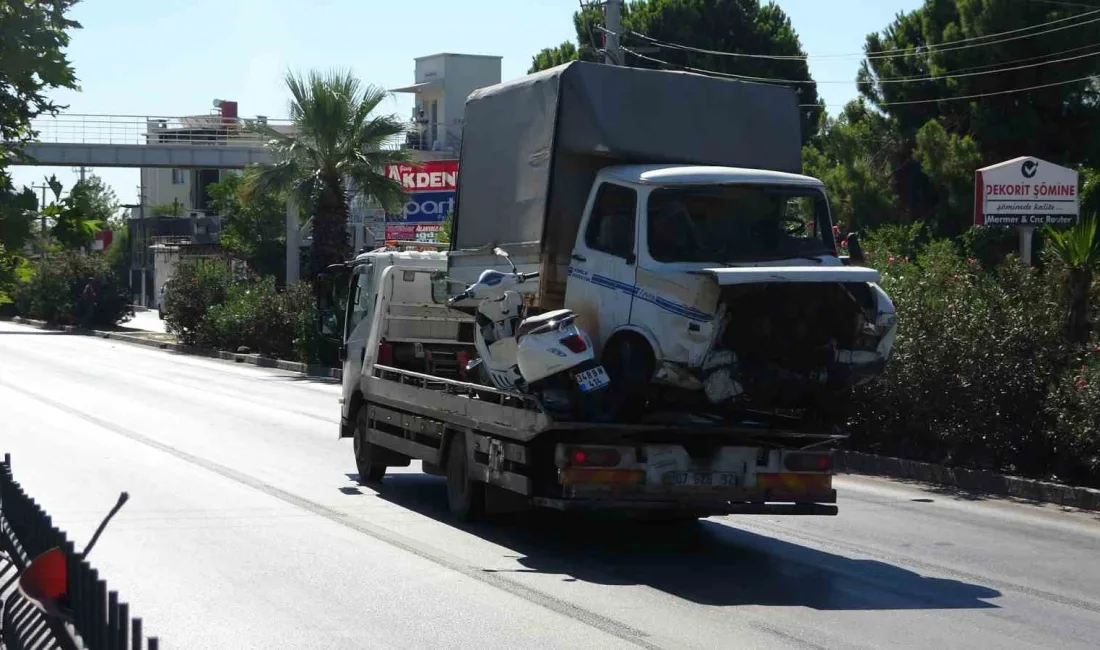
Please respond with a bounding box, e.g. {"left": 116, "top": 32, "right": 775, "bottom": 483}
{"left": 346, "top": 364, "right": 844, "bottom": 519}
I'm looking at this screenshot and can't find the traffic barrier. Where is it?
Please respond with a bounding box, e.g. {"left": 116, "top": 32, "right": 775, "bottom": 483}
{"left": 0, "top": 454, "right": 160, "bottom": 649}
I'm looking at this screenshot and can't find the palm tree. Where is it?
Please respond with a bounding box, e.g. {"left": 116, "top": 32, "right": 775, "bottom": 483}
{"left": 1045, "top": 215, "right": 1100, "bottom": 345}
{"left": 246, "top": 69, "right": 410, "bottom": 273}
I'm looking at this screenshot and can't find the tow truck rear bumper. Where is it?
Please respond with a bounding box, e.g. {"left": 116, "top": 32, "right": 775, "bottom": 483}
{"left": 531, "top": 493, "right": 838, "bottom": 516}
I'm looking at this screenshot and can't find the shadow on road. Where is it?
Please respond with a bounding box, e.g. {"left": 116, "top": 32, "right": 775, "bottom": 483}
{"left": 346, "top": 472, "right": 1002, "bottom": 611}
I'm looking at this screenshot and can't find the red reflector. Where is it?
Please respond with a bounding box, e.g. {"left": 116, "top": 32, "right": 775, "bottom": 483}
{"left": 559, "top": 334, "right": 587, "bottom": 353}
{"left": 783, "top": 453, "right": 833, "bottom": 472}
{"left": 567, "top": 447, "right": 621, "bottom": 467}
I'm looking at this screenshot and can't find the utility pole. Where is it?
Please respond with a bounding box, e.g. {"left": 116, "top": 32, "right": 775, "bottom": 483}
{"left": 31, "top": 183, "right": 50, "bottom": 258}
{"left": 603, "top": 0, "right": 622, "bottom": 66}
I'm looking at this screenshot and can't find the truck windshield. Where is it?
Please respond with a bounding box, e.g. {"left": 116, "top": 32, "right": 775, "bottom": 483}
{"left": 646, "top": 185, "right": 835, "bottom": 263}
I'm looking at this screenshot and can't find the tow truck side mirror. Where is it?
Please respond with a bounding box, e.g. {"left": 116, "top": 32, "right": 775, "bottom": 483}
{"left": 316, "top": 265, "right": 348, "bottom": 346}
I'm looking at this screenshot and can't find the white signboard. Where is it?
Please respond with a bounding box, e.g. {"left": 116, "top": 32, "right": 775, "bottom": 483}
{"left": 974, "top": 156, "right": 1079, "bottom": 227}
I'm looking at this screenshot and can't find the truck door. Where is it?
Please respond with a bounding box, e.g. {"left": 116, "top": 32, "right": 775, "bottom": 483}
{"left": 566, "top": 182, "right": 638, "bottom": 353}
{"left": 342, "top": 262, "right": 377, "bottom": 405}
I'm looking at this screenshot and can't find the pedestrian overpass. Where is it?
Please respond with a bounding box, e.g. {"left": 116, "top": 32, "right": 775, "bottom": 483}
{"left": 21, "top": 113, "right": 307, "bottom": 284}
{"left": 23, "top": 113, "right": 287, "bottom": 168}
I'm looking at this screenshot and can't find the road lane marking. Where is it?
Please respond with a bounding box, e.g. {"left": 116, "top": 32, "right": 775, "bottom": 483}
{"left": 0, "top": 379, "right": 666, "bottom": 650}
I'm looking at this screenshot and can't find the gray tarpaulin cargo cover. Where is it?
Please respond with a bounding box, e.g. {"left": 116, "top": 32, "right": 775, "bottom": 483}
{"left": 452, "top": 60, "right": 802, "bottom": 257}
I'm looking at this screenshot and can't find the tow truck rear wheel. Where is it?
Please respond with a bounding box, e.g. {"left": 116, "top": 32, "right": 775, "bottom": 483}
{"left": 353, "top": 406, "right": 386, "bottom": 483}
{"left": 446, "top": 432, "right": 485, "bottom": 521}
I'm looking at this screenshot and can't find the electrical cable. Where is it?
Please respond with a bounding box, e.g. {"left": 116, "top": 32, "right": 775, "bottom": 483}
{"left": 617, "top": 11, "right": 1100, "bottom": 62}
{"left": 620, "top": 47, "right": 1099, "bottom": 107}
{"left": 618, "top": 40, "right": 1100, "bottom": 85}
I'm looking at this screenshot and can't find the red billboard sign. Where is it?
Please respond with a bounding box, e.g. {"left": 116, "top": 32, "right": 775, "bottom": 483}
{"left": 385, "top": 160, "right": 458, "bottom": 192}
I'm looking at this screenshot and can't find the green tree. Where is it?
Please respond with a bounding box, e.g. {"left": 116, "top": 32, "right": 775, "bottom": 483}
{"left": 69, "top": 173, "right": 122, "bottom": 229}
{"left": 802, "top": 100, "right": 900, "bottom": 232}
{"left": 1045, "top": 216, "right": 1100, "bottom": 346}
{"left": 0, "top": 171, "right": 37, "bottom": 252}
{"left": 529, "top": 0, "right": 822, "bottom": 142}
{"left": 911, "top": 118, "right": 982, "bottom": 236}
{"left": 246, "top": 70, "right": 410, "bottom": 274}
{"left": 0, "top": 0, "right": 81, "bottom": 167}
{"left": 208, "top": 173, "right": 286, "bottom": 280}
{"left": 856, "top": 0, "right": 1100, "bottom": 230}
{"left": 148, "top": 199, "right": 186, "bottom": 217}
{"left": 37, "top": 174, "right": 102, "bottom": 250}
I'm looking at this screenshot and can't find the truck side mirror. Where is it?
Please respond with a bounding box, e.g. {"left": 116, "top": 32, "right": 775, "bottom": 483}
{"left": 316, "top": 265, "right": 349, "bottom": 345}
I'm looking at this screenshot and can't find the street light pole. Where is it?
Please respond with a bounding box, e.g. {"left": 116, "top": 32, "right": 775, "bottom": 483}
{"left": 31, "top": 183, "right": 50, "bottom": 258}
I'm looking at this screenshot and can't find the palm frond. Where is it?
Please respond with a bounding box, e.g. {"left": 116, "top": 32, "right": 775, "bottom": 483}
{"left": 1045, "top": 215, "right": 1100, "bottom": 270}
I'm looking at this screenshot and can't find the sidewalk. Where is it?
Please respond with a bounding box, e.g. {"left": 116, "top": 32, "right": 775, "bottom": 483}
{"left": 120, "top": 308, "right": 168, "bottom": 334}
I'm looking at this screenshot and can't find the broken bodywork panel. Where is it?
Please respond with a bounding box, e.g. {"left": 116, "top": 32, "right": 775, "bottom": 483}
{"left": 644, "top": 269, "right": 897, "bottom": 410}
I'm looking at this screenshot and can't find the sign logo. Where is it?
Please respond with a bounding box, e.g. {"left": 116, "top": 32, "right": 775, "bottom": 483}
{"left": 1021, "top": 160, "right": 1038, "bottom": 179}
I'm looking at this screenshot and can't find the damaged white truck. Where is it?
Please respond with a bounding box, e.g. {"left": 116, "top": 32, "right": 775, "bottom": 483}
{"left": 447, "top": 61, "right": 897, "bottom": 426}
{"left": 320, "top": 61, "right": 896, "bottom": 522}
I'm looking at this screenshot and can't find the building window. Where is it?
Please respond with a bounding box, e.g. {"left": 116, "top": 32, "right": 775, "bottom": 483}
{"left": 171, "top": 169, "right": 185, "bottom": 185}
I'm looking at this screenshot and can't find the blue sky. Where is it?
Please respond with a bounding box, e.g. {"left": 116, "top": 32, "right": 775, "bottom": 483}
{"left": 10, "top": 0, "right": 923, "bottom": 205}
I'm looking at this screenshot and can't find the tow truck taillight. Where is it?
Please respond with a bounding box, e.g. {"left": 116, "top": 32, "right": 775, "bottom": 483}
{"left": 559, "top": 334, "right": 587, "bottom": 353}
{"left": 783, "top": 453, "right": 833, "bottom": 472}
{"left": 567, "top": 447, "right": 621, "bottom": 467}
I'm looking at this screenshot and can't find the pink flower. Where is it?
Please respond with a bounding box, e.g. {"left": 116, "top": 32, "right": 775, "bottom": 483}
{"left": 832, "top": 225, "right": 841, "bottom": 236}
{"left": 1075, "top": 379, "right": 1088, "bottom": 390}
{"left": 967, "top": 258, "right": 976, "bottom": 265}
{"left": 888, "top": 256, "right": 896, "bottom": 263}
{"left": 841, "top": 239, "right": 849, "bottom": 249}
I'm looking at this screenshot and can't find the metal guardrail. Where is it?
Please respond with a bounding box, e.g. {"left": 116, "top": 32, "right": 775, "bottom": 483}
{"left": 29, "top": 113, "right": 457, "bottom": 153}
{"left": 402, "top": 122, "right": 460, "bottom": 152}
{"left": 29, "top": 114, "right": 294, "bottom": 147}
{"left": 0, "top": 454, "right": 159, "bottom": 650}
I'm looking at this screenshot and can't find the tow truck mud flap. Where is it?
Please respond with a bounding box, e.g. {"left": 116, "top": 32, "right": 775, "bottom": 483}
{"left": 471, "top": 433, "right": 532, "bottom": 495}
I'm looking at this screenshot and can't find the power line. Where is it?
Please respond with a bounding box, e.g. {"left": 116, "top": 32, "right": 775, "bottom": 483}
{"left": 620, "top": 47, "right": 1099, "bottom": 108}
{"left": 840, "top": 74, "right": 1099, "bottom": 107}
{"left": 621, "top": 43, "right": 1100, "bottom": 85}
{"left": 620, "top": 11, "right": 1100, "bottom": 62}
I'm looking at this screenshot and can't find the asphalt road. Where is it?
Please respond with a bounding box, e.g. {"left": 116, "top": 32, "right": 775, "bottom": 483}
{"left": 2, "top": 319, "right": 1100, "bottom": 649}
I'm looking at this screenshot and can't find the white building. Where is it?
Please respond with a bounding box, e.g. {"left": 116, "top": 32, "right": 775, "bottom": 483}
{"left": 348, "top": 53, "right": 502, "bottom": 250}
{"left": 139, "top": 101, "right": 293, "bottom": 217}
{"left": 389, "top": 53, "right": 502, "bottom": 157}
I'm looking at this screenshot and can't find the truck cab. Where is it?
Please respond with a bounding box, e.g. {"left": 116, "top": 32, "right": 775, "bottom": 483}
{"left": 565, "top": 165, "right": 897, "bottom": 411}
{"left": 319, "top": 244, "right": 474, "bottom": 440}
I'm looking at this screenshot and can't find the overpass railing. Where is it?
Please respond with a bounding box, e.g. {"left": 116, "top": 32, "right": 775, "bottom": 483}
{"left": 30, "top": 113, "right": 295, "bottom": 148}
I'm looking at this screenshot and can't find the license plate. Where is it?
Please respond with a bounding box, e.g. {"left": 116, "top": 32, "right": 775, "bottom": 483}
{"left": 575, "top": 365, "right": 610, "bottom": 393}
{"left": 664, "top": 472, "right": 740, "bottom": 487}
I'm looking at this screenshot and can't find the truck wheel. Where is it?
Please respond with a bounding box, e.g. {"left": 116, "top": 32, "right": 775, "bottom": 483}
{"left": 445, "top": 433, "right": 485, "bottom": 521}
{"left": 353, "top": 406, "right": 386, "bottom": 483}
{"left": 603, "top": 336, "right": 654, "bottom": 421}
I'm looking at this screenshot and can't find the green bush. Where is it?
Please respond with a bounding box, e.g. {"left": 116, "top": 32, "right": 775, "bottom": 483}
{"left": 162, "top": 260, "right": 231, "bottom": 345}
{"left": 14, "top": 251, "right": 131, "bottom": 327}
{"left": 200, "top": 278, "right": 319, "bottom": 362}
{"left": 163, "top": 262, "right": 319, "bottom": 362}
{"left": 849, "top": 231, "right": 1100, "bottom": 486}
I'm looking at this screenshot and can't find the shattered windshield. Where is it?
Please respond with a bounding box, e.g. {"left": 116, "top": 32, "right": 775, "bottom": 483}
{"left": 646, "top": 185, "right": 835, "bottom": 263}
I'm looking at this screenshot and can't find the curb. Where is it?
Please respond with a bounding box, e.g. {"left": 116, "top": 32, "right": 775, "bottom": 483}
{"left": 837, "top": 450, "right": 1100, "bottom": 512}
{"left": 10, "top": 317, "right": 342, "bottom": 381}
